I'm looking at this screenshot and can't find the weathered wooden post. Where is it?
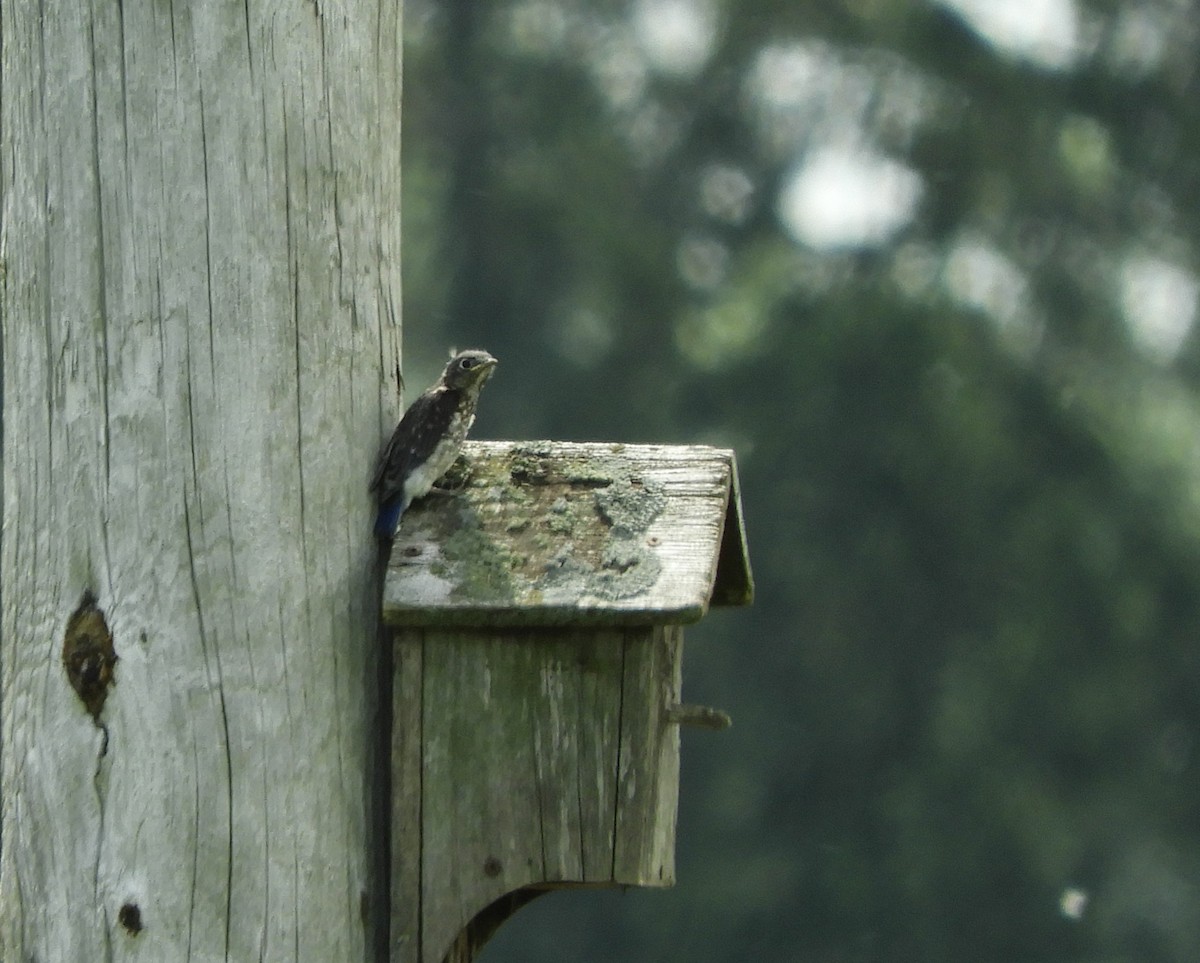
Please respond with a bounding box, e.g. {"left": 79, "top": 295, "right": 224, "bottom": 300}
{"left": 384, "top": 441, "right": 753, "bottom": 962}
{"left": 1, "top": 1, "right": 402, "bottom": 959}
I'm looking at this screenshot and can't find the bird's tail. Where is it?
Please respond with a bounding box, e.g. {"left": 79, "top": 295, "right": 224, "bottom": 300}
{"left": 375, "top": 499, "right": 405, "bottom": 540}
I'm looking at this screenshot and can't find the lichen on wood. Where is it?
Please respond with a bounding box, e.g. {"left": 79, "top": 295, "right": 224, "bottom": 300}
{"left": 382, "top": 441, "right": 752, "bottom": 627}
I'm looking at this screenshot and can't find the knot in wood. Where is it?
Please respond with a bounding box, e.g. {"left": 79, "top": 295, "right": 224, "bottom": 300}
{"left": 118, "top": 902, "right": 143, "bottom": 935}
{"left": 62, "top": 590, "right": 118, "bottom": 720}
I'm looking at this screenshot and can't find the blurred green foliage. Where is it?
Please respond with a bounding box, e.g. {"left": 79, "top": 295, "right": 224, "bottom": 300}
{"left": 403, "top": 0, "right": 1200, "bottom": 959}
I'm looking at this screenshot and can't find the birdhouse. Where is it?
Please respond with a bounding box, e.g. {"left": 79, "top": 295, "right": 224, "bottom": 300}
{"left": 383, "top": 441, "right": 753, "bottom": 963}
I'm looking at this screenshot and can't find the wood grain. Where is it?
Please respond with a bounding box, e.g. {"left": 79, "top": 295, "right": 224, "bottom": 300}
{"left": 394, "top": 627, "right": 683, "bottom": 963}
{"left": 1, "top": 2, "right": 402, "bottom": 959}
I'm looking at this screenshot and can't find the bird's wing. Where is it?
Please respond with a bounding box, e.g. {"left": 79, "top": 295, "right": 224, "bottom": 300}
{"left": 369, "top": 387, "right": 461, "bottom": 500}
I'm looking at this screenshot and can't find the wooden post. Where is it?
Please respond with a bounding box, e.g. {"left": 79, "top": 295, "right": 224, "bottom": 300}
{"left": 0, "top": 2, "right": 402, "bottom": 960}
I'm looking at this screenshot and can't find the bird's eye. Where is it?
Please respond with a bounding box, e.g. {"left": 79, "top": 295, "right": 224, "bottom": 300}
{"left": 460, "top": 357, "right": 477, "bottom": 369}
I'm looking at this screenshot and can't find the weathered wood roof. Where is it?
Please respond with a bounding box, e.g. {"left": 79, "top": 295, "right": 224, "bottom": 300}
{"left": 381, "top": 441, "right": 753, "bottom": 627}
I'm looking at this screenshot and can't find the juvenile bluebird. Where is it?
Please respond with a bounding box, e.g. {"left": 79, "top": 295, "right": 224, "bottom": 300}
{"left": 370, "top": 349, "right": 499, "bottom": 539}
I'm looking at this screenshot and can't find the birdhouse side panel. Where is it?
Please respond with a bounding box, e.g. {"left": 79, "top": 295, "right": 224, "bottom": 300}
{"left": 613, "top": 624, "right": 683, "bottom": 887}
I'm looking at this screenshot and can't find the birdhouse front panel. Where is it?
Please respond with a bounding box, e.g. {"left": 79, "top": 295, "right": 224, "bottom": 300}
{"left": 391, "top": 624, "right": 682, "bottom": 963}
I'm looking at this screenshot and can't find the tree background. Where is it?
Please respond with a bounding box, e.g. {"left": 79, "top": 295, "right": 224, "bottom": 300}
{"left": 403, "top": 0, "right": 1200, "bottom": 959}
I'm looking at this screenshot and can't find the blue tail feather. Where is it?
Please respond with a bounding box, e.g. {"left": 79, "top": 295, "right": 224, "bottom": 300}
{"left": 375, "top": 499, "right": 405, "bottom": 540}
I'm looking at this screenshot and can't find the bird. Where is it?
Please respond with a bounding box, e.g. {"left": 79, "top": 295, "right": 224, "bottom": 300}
{"left": 370, "top": 349, "right": 499, "bottom": 539}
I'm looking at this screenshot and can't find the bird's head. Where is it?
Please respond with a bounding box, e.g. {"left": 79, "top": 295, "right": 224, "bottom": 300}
{"left": 442, "top": 349, "right": 499, "bottom": 391}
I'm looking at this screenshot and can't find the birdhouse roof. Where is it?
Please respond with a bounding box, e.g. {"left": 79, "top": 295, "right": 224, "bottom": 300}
{"left": 380, "top": 440, "right": 753, "bottom": 627}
